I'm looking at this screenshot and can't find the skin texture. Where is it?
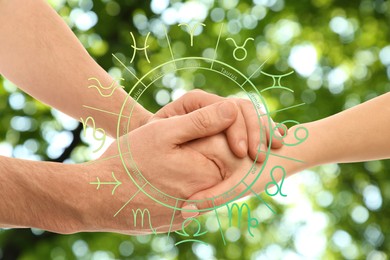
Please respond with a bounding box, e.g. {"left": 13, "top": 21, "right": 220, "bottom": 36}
{"left": 0, "top": 0, "right": 283, "bottom": 233}
{"left": 1, "top": 0, "right": 388, "bottom": 235}
{"left": 1, "top": 93, "right": 389, "bottom": 234}
{"left": 186, "top": 92, "right": 390, "bottom": 211}
{"left": 153, "top": 90, "right": 284, "bottom": 160}
{"left": 0, "top": 100, "right": 238, "bottom": 234}
{"left": 0, "top": 0, "right": 282, "bottom": 159}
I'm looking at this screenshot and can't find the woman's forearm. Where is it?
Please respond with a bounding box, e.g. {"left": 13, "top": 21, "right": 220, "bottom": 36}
{"left": 0, "top": 0, "right": 151, "bottom": 137}
{"left": 272, "top": 92, "right": 390, "bottom": 177}
{"left": 303, "top": 92, "right": 390, "bottom": 165}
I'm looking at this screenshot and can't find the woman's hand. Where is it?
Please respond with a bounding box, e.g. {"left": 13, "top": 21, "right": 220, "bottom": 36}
{"left": 82, "top": 101, "right": 238, "bottom": 234}
{"left": 183, "top": 124, "right": 312, "bottom": 214}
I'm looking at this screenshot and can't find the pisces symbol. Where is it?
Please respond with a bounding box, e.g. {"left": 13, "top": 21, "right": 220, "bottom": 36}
{"left": 130, "top": 32, "right": 151, "bottom": 63}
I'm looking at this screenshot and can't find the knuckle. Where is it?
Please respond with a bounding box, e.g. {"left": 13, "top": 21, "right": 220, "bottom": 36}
{"left": 187, "top": 89, "right": 205, "bottom": 98}
{"left": 190, "top": 89, "right": 205, "bottom": 94}
{"left": 190, "top": 111, "right": 211, "bottom": 132}
{"left": 244, "top": 99, "right": 258, "bottom": 112}
{"left": 243, "top": 98, "right": 253, "bottom": 106}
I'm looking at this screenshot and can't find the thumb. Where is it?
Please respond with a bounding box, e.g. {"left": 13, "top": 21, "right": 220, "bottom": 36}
{"left": 163, "top": 101, "right": 238, "bottom": 144}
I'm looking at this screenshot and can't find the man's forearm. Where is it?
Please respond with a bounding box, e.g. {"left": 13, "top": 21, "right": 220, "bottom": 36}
{"left": 0, "top": 0, "right": 151, "bottom": 136}
{"left": 0, "top": 156, "right": 89, "bottom": 233}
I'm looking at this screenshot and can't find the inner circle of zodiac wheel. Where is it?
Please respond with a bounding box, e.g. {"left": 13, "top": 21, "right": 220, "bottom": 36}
{"left": 115, "top": 23, "right": 279, "bottom": 212}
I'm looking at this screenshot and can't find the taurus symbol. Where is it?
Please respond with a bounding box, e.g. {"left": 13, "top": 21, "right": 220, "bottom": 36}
{"left": 130, "top": 32, "right": 151, "bottom": 63}
{"left": 226, "top": 37, "right": 254, "bottom": 61}
{"left": 178, "top": 22, "right": 206, "bottom": 46}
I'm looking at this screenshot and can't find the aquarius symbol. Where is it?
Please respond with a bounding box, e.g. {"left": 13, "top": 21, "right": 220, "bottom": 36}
{"left": 130, "top": 32, "right": 151, "bottom": 63}
{"left": 175, "top": 218, "right": 208, "bottom": 245}
{"left": 87, "top": 77, "right": 124, "bottom": 97}
{"left": 80, "top": 116, "right": 106, "bottom": 153}
{"left": 178, "top": 22, "right": 206, "bottom": 46}
{"left": 265, "top": 166, "right": 287, "bottom": 197}
{"left": 89, "top": 172, "right": 122, "bottom": 195}
{"left": 132, "top": 208, "right": 157, "bottom": 234}
{"left": 226, "top": 202, "right": 259, "bottom": 237}
{"left": 260, "top": 70, "right": 294, "bottom": 92}
{"left": 226, "top": 37, "right": 254, "bottom": 61}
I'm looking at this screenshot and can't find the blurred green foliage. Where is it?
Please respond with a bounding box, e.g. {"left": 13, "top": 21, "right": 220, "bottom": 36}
{"left": 0, "top": 0, "right": 390, "bottom": 259}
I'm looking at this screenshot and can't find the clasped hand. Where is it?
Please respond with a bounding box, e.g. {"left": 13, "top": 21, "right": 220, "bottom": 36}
{"left": 85, "top": 90, "right": 284, "bottom": 234}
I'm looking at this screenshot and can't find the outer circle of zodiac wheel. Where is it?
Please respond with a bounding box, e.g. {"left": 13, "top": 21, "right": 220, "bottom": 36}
{"left": 116, "top": 53, "right": 274, "bottom": 213}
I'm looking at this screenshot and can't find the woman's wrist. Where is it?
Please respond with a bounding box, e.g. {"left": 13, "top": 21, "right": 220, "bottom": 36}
{"left": 267, "top": 122, "right": 326, "bottom": 177}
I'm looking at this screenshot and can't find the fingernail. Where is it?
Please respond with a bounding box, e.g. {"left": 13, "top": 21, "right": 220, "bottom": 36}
{"left": 181, "top": 204, "right": 199, "bottom": 219}
{"left": 275, "top": 128, "right": 282, "bottom": 137}
{"left": 219, "top": 102, "right": 236, "bottom": 119}
{"left": 239, "top": 140, "right": 247, "bottom": 154}
{"left": 282, "top": 124, "right": 288, "bottom": 135}
{"left": 260, "top": 143, "right": 267, "bottom": 152}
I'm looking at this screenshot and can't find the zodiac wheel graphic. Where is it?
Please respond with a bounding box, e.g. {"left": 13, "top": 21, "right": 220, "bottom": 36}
{"left": 85, "top": 21, "right": 308, "bottom": 242}
{"left": 117, "top": 56, "right": 273, "bottom": 212}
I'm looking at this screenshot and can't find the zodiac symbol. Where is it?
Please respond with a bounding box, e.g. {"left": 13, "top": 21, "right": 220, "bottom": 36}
{"left": 87, "top": 77, "right": 124, "bottom": 97}
{"left": 260, "top": 70, "right": 294, "bottom": 92}
{"left": 226, "top": 202, "right": 259, "bottom": 237}
{"left": 175, "top": 218, "right": 208, "bottom": 245}
{"left": 226, "top": 37, "right": 254, "bottom": 61}
{"left": 89, "top": 172, "right": 121, "bottom": 195}
{"left": 132, "top": 208, "right": 156, "bottom": 234}
{"left": 130, "top": 32, "right": 151, "bottom": 63}
{"left": 265, "top": 166, "right": 287, "bottom": 197}
{"left": 80, "top": 116, "right": 106, "bottom": 152}
{"left": 178, "top": 22, "right": 206, "bottom": 46}
{"left": 278, "top": 120, "right": 309, "bottom": 147}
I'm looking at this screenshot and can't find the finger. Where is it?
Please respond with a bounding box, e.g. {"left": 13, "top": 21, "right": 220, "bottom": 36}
{"left": 277, "top": 123, "right": 288, "bottom": 136}
{"left": 225, "top": 110, "right": 248, "bottom": 158}
{"left": 154, "top": 89, "right": 223, "bottom": 119}
{"left": 162, "top": 101, "right": 238, "bottom": 144}
{"left": 270, "top": 119, "right": 284, "bottom": 148}
{"left": 239, "top": 100, "right": 266, "bottom": 162}
{"left": 261, "top": 115, "right": 284, "bottom": 149}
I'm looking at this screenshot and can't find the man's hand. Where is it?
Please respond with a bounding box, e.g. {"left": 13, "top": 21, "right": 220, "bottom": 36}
{"left": 81, "top": 100, "right": 239, "bottom": 234}
{"left": 181, "top": 125, "right": 312, "bottom": 216}
{"left": 150, "top": 89, "right": 285, "bottom": 161}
